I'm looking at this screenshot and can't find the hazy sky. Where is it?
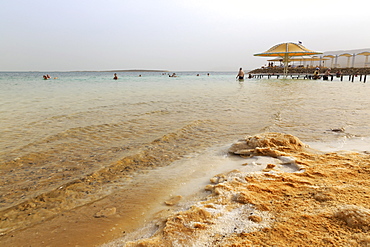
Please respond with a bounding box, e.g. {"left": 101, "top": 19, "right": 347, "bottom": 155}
{"left": 1, "top": 0, "right": 369, "bottom": 71}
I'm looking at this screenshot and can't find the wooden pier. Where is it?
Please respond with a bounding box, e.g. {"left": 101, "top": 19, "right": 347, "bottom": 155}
{"left": 251, "top": 73, "right": 367, "bottom": 82}
{"left": 248, "top": 67, "right": 370, "bottom": 82}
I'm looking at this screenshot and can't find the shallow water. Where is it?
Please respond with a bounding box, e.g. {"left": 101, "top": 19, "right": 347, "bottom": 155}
{"left": 1, "top": 71, "right": 370, "bottom": 240}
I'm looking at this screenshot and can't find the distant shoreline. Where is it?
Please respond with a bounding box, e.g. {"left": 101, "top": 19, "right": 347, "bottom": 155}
{"left": 84, "top": 69, "right": 170, "bottom": 73}
{"left": 0, "top": 69, "right": 170, "bottom": 73}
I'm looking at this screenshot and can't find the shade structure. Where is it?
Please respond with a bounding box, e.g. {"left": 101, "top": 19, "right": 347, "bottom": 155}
{"left": 339, "top": 53, "right": 353, "bottom": 68}
{"left": 358, "top": 51, "right": 370, "bottom": 67}
{"left": 267, "top": 57, "right": 328, "bottom": 68}
{"left": 254, "top": 42, "right": 322, "bottom": 76}
{"left": 357, "top": 51, "right": 370, "bottom": 56}
{"left": 323, "top": 55, "right": 336, "bottom": 68}
{"left": 267, "top": 57, "right": 328, "bottom": 62}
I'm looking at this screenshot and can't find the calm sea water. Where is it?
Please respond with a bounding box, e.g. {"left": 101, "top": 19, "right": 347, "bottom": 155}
{"left": 1, "top": 71, "right": 370, "bottom": 235}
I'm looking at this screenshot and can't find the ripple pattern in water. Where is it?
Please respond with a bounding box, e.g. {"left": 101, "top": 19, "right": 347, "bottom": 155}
{"left": 1, "top": 71, "right": 370, "bottom": 235}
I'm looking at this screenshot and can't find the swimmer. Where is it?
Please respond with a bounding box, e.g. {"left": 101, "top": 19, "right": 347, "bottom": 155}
{"left": 313, "top": 68, "right": 320, "bottom": 80}
{"left": 236, "top": 68, "right": 244, "bottom": 80}
{"left": 323, "top": 68, "right": 331, "bottom": 81}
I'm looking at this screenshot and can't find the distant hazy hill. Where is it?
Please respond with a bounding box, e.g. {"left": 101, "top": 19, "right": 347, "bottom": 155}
{"left": 101, "top": 69, "right": 169, "bottom": 72}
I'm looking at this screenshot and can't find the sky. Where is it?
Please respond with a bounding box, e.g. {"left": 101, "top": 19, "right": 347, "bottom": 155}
{"left": 1, "top": 0, "right": 369, "bottom": 71}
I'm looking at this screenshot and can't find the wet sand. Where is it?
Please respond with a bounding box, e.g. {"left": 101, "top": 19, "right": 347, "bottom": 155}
{"left": 2, "top": 133, "right": 370, "bottom": 246}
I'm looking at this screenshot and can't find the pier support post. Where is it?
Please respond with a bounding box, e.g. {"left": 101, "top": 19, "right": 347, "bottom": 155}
{"left": 364, "top": 75, "right": 367, "bottom": 83}
{"left": 352, "top": 74, "right": 355, "bottom": 82}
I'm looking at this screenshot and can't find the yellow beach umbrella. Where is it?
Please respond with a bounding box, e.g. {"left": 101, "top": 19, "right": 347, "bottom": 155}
{"left": 323, "top": 55, "right": 336, "bottom": 68}
{"left": 267, "top": 57, "right": 325, "bottom": 62}
{"left": 254, "top": 42, "right": 322, "bottom": 76}
{"left": 339, "top": 53, "right": 353, "bottom": 68}
{"left": 357, "top": 51, "right": 370, "bottom": 67}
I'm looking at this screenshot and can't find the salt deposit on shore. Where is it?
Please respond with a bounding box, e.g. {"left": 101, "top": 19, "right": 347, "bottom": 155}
{"left": 102, "top": 133, "right": 370, "bottom": 247}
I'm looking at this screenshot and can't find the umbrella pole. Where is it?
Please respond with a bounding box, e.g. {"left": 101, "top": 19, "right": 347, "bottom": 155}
{"left": 283, "top": 54, "right": 289, "bottom": 77}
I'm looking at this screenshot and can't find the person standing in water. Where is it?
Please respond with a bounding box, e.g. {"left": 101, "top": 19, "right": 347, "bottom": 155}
{"left": 236, "top": 68, "right": 244, "bottom": 80}
{"left": 113, "top": 73, "right": 118, "bottom": 80}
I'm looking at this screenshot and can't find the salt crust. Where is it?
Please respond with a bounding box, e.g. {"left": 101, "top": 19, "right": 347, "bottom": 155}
{"left": 102, "top": 133, "right": 370, "bottom": 247}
